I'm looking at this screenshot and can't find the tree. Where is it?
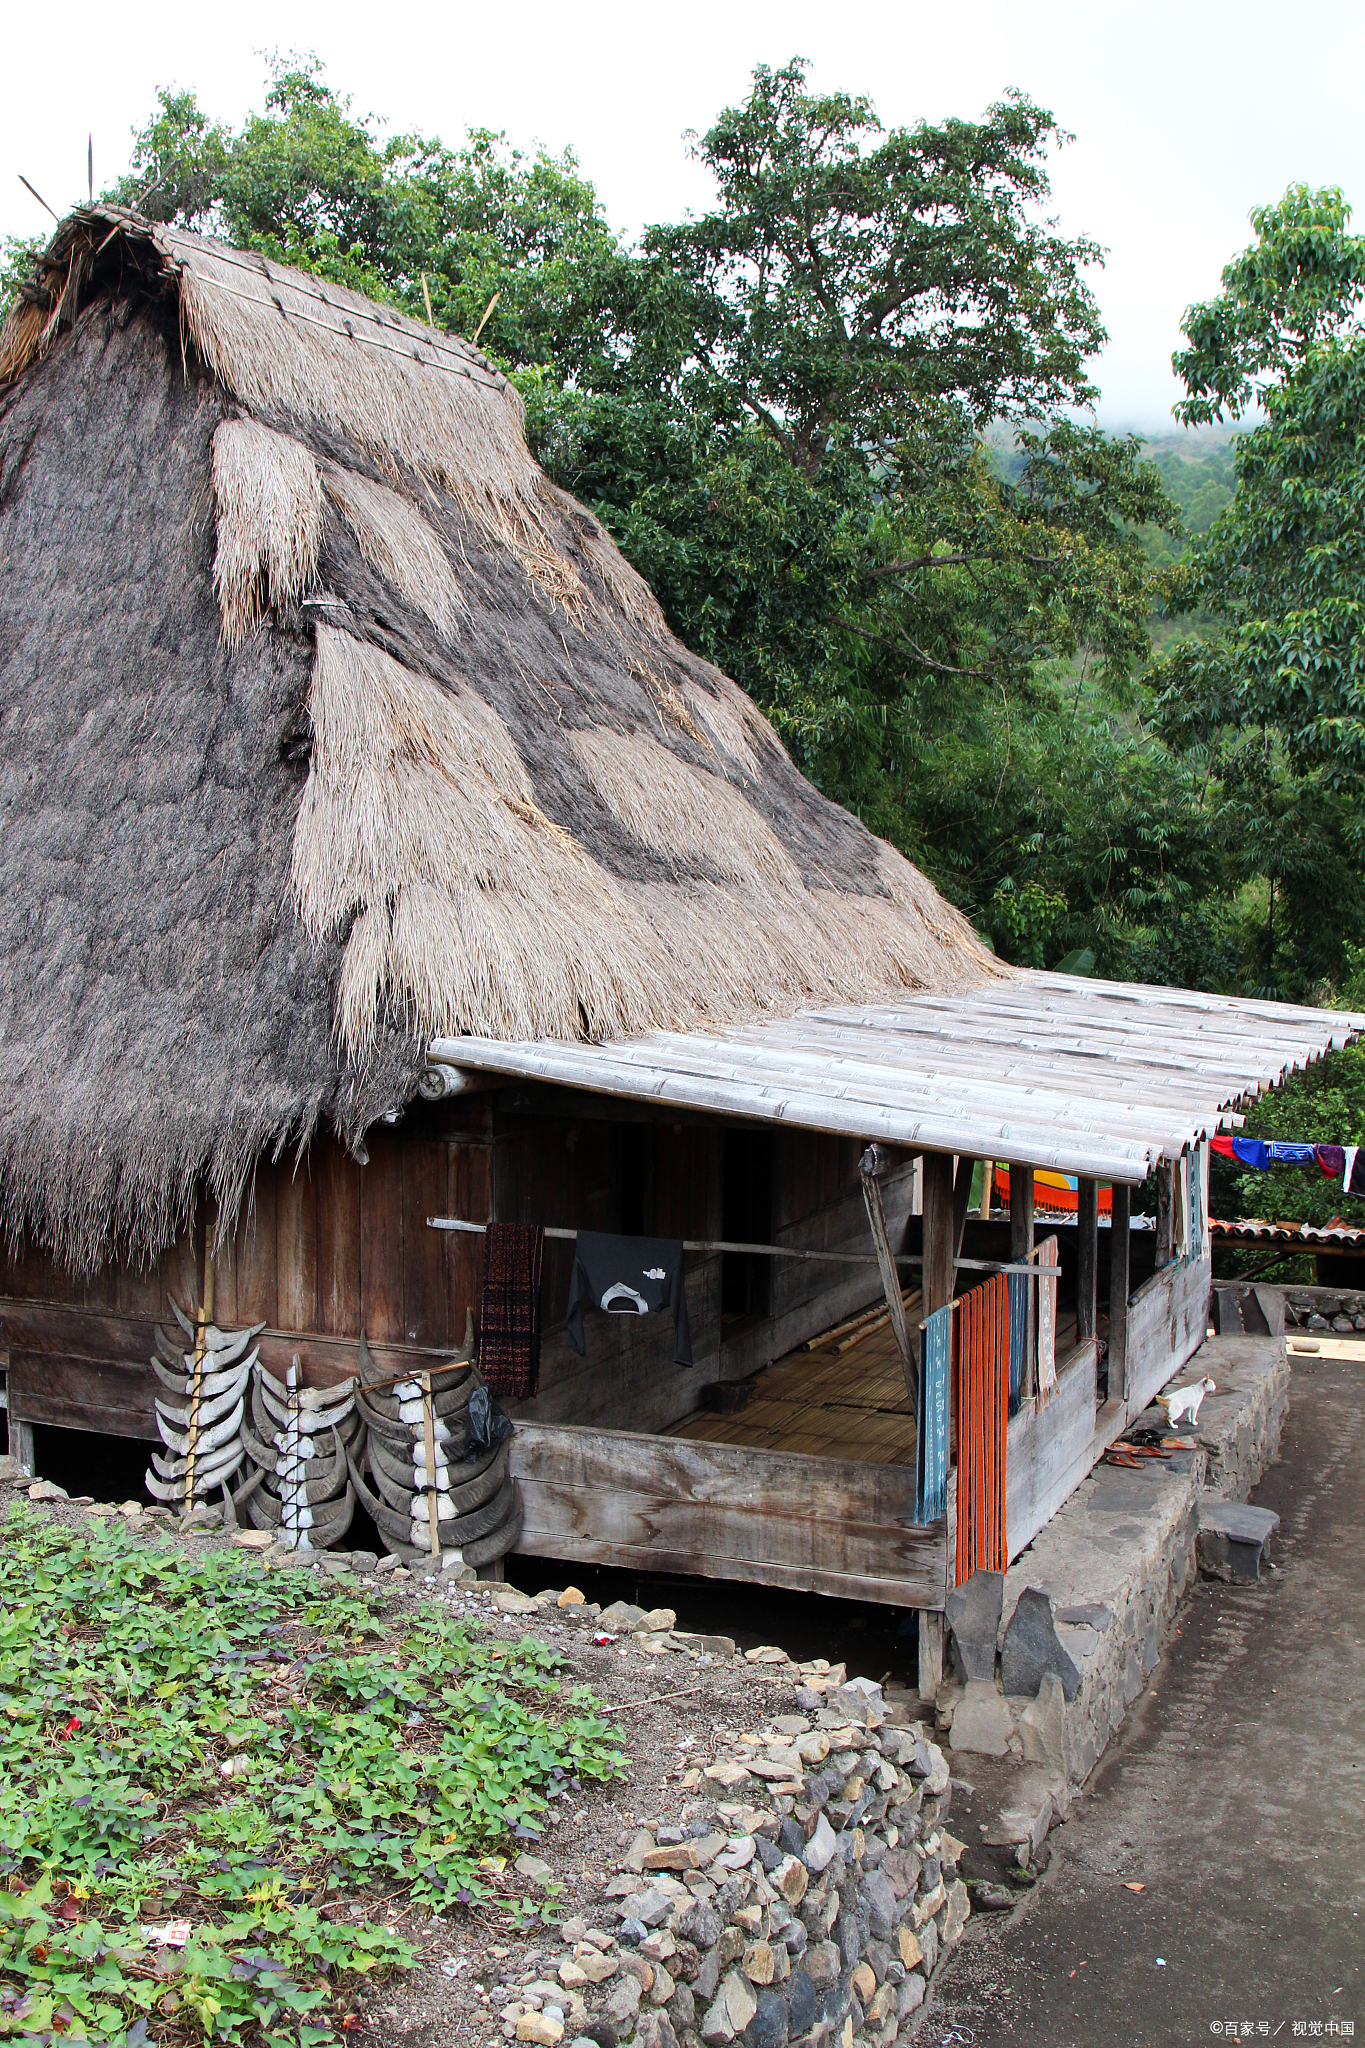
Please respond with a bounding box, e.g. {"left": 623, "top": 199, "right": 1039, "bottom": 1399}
{"left": 106, "top": 57, "right": 629, "bottom": 380}
{"left": 68, "top": 57, "right": 1200, "bottom": 972}
{"left": 1152, "top": 187, "right": 1365, "bottom": 996}
{"left": 529, "top": 63, "right": 1188, "bottom": 961}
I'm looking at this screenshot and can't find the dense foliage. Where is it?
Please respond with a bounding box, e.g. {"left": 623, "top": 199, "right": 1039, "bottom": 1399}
{"left": 1152, "top": 188, "right": 1365, "bottom": 999}
{"left": 8, "top": 58, "right": 1365, "bottom": 1014}
{"left": 0, "top": 1510, "right": 622, "bottom": 2043}
{"left": 87, "top": 58, "right": 1240, "bottom": 978}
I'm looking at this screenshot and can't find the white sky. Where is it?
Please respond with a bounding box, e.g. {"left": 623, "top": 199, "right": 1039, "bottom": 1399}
{"left": 5, "top": 0, "right": 1363, "bottom": 429}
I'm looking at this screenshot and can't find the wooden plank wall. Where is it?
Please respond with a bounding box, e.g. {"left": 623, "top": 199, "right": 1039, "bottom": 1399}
{"left": 509, "top": 1420, "right": 946, "bottom": 1607}
{"left": 0, "top": 1109, "right": 496, "bottom": 1438}
{"left": 720, "top": 1144, "right": 916, "bottom": 1380}
{"left": 496, "top": 1119, "right": 724, "bottom": 1433}
{"left": 1003, "top": 1342, "right": 1100, "bottom": 1564}
{"left": 1126, "top": 1253, "right": 1212, "bottom": 1417}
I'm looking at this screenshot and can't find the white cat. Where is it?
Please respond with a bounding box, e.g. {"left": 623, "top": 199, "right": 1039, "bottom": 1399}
{"left": 1158, "top": 1374, "right": 1216, "bottom": 1427}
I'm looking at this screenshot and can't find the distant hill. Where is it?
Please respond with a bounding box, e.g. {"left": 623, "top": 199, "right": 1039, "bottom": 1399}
{"left": 983, "top": 421, "right": 1244, "bottom": 655}
{"left": 1136, "top": 425, "right": 1241, "bottom": 565}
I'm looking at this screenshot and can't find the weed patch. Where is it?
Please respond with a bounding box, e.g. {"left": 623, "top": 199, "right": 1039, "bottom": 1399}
{"left": 0, "top": 1506, "right": 624, "bottom": 2043}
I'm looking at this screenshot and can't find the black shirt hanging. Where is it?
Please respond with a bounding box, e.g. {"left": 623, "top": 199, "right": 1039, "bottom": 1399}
{"left": 565, "top": 1232, "right": 693, "bottom": 1366}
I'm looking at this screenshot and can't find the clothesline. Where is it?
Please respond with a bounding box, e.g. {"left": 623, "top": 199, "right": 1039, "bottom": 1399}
{"left": 1212, "top": 1136, "right": 1365, "bottom": 1195}
{"left": 426, "top": 1216, "right": 1059, "bottom": 1277}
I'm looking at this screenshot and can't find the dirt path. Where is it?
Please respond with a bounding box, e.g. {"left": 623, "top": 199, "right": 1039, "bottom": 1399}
{"left": 925, "top": 1352, "right": 1365, "bottom": 2048}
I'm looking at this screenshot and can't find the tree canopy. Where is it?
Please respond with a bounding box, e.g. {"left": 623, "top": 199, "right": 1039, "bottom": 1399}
{"left": 25, "top": 56, "right": 1365, "bottom": 1002}
{"left": 1152, "top": 187, "right": 1365, "bottom": 996}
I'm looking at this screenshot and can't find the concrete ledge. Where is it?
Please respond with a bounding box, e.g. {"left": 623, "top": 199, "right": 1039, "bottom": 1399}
{"left": 944, "top": 1334, "right": 1289, "bottom": 1795}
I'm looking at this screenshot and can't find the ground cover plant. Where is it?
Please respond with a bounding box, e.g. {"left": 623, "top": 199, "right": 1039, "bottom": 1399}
{"left": 0, "top": 1507, "right": 624, "bottom": 2045}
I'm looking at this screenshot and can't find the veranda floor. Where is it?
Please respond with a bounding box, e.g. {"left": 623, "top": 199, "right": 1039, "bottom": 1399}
{"left": 667, "top": 1295, "right": 921, "bottom": 1465}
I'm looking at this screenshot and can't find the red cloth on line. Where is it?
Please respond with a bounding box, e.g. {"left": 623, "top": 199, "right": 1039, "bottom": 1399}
{"left": 954, "top": 1270, "right": 1010, "bottom": 1585}
{"left": 478, "top": 1223, "right": 545, "bottom": 1400}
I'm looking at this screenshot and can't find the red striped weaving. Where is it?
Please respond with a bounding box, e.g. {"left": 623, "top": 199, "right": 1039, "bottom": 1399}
{"left": 954, "top": 1272, "right": 1010, "bottom": 1584}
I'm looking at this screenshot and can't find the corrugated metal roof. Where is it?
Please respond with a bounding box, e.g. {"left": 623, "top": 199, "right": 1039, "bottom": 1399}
{"left": 1211, "top": 1217, "right": 1365, "bottom": 1247}
{"left": 430, "top": 971, "right": 1365, "bottom": 1185}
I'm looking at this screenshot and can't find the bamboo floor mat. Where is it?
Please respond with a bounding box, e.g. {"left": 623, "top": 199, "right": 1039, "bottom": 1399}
{"left": 668, "top": 1302, "right": 919, "bottom": 1465}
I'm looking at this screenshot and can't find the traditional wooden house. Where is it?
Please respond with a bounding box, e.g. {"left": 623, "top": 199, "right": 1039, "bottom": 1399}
{"left": 1, "top": 209, "right": 1357, "bottom": 1677}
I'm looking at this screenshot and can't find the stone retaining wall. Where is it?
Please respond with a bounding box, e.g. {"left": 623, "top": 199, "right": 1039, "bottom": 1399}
{"left": 501, "top": 1680, "right": 967, "bottom": 2048}
{"left": 948, "top": 1334, "right": 1291, "bottom": 1798}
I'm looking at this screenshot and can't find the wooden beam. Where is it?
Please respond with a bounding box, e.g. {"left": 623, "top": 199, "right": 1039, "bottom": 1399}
{"left": 1076, "top": 1178, "right": 1098, "bottom": 1344}
{"left": 7, "top": 1411, "right": 33, "bottom": 1476}
{"left": 1109, "top": 1183, "right": 1132, "bottom": 1402}
{"left": 923, "top": 1151, "right": 956, "bottom": 1466}
{"left": 1155, "top": 1162, "right": 1173, "bottom": 1269}
{"left": 917, "top": 1611, "right": 944, "bottom": 1703}
{"left": 1010, "top": 1164, "right": 1035, "bottom": 1394}
{"left": 952, "top": 1156, "right": 977, "bottom": 1261}
{"left": 923, "top": 1154, "right": 957, "bottom": 1315}
{"left": 508, "top": 1421, "right": 947, "bottom": 1609}
{"left": 860, "top": 1149, "right": 917, "bottom": 1408}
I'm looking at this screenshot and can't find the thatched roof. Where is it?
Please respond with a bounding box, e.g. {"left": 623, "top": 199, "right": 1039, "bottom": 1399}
{"left": 0, "top": 206, "right": 999, "bottom": 1269}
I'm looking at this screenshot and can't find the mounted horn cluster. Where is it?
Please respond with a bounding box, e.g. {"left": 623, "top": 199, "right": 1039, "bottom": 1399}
{"left": 238, "top": 1359, "right": 359, "bottom": 1548}
{"left": 347, "top": 1318, "right": 522, "bottom": 1569}
{"left": 146, "top": 1303, "right": 257, "bottom": 1507}
{"left": 143, "top": 1297, "right": 521, "bottom": 1573}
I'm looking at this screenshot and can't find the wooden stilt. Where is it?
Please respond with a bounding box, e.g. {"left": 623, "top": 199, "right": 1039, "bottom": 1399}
{"left": 860, "top": 1147, "right": 917, "bottom": 1407}
{"left": 923, "top": 1152, "right": 956, "bottom": 1466}
{"left": 1156, "top": 1163, "right": 1173, "bottom": 1270}
{"left": 923, "top": 1154, "right": 956, "bottom": 1315}
{"left": 917, "top": 1610, "right": 944, "bottom": 1704}
{"left": 421, "top": 1372, "right": 441, "bottom": 1557}
{"left": 1077, "top": 1177, "right": 1099, "bottom": 1345}
{"left": 1110, "top": 1183, "right": 1132, "bottom": 1404}
{"left": 952, "top": 1156, "right": 977, "bottom": 1262}
{"left": 9, "top": 1414, "right": 34, "bottom": 1477}
{"left": 1010, "top": 1164, "right": 1035, "bottom": 1394}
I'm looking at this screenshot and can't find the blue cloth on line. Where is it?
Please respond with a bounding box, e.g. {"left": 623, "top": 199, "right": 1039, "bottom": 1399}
{"left": 916, "top": 1305, "right": 952, "bottom": 1525}
{"left": 1007, "top": 1270, "right": 1029, "bottom": 1417}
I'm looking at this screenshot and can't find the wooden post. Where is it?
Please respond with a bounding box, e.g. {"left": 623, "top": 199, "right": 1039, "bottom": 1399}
{"left": 917, "top": 1610, "right": 944, "bottom": 1704}
{"left": 421, "top": 1372, "right": 441, "bottom": 1557}
{"left": 979, "top": 1161, "right": 994, "bottom": 1221}
{"left": 1077, "top": 1178, "right": 1098, "bottom": 1345}
{"left": 952, "top": 1157, "right": 977, "bottom": 1262}
{"left": 923, "top": 1153, "right": 957, "bottom": 1315}
{"left": 1010, "top": 1164, "right": 1035, "bottom": 1394}
{"left": 1155, "top": 1162, "right": 1173, "bottom": 1270}
{"left": 8, "top": 1412, "right": 34, "bottom": 1477}
{"left": 1110, "top": 1183, "right": 1131, "bottom": 1405}
{"left": 185, "top": 1238, "right": 214, "bottom": 1513}
{"left": 860, "top": 1151, "right": 917, "bottom": 1407}
{"left": 923, "top": 1152, "right": 956, "bottom": 1467}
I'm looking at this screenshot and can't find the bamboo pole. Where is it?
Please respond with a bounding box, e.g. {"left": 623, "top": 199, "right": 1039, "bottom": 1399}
{"left": 421, "top": 1372, "right": 440, "bottom": 1558}
{"left": 425, "top": 1216, "right": 1057, "bottom": 1276}
{"left": 184, "top": 1230, "right": 215, "bottom": 1512}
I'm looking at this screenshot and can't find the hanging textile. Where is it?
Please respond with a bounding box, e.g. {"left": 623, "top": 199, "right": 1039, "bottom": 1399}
{"left": 1189, "top": 1145, "right": 1206, "bottom": 1255}
{"left": 565, "top": 1232, "right": 693, "bottom": 1365}
{"left": 1035, "top": 1234, "right": 1059, "bottom": 1409}
{"left": 478, "top": 1222, "right": 545, "bottom": 1400}
{"left": 1007, "top": 1270, "right": 1028, "bottom": 1417}
{"left": 954, "top": 1273, "right": 1009, "bottom": 1584}
{"left": 915, "top": 1303, "right": 952, "bottom": 1525}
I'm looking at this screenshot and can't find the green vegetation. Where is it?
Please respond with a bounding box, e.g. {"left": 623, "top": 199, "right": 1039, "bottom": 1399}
{"left": 0, "top": 1509, "right": 623, "bottom": 2043}
{"left": 1152, "top": 186, "right": 1365, "bottom": 1000}
{"left": 8, "top": 56, "right": 1365, "bottom": 1150}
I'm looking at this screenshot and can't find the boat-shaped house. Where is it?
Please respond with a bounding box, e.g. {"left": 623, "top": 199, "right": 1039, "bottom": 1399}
{"left": 1, "top": 209, "right": 1355, "bottom": 1677}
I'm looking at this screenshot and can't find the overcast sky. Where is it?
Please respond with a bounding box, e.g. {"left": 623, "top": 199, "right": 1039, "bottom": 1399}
{"left": 5, "top": 0, "right": 1363, "bottom": 430}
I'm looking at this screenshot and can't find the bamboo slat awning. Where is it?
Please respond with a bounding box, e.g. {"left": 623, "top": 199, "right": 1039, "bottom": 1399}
{"left": 429, "top": 972, "right": 1365, "bottom": 1185}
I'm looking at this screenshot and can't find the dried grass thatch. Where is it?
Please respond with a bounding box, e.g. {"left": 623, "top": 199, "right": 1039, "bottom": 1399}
{"left": 0, "top": 206, "right": 1002, "bottom": 1268}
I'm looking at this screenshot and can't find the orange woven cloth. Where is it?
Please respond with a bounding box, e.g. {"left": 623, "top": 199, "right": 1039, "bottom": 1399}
{"left": 954, "top": 1271, "right": 1009, "bottom": 1583}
